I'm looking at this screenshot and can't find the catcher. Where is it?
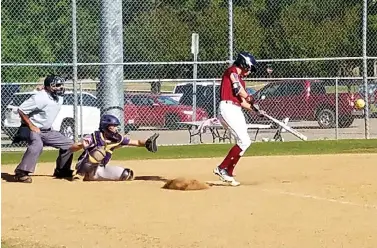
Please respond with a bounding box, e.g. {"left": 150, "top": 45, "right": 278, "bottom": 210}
{"left": 69, "top": 114, "right": 159, "bottom": 181}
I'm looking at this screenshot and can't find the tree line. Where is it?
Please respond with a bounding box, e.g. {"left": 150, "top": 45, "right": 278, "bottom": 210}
{"left": 1, "top": 0, "right": 377, "bottom": 82}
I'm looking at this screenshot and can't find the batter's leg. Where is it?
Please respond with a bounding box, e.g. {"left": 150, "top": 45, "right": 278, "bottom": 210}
{"left": 214, "top": 103, "right": 251, "bottom": 185}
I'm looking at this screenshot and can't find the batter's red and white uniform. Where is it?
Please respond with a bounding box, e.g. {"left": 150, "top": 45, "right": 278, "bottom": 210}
{"left": 218, "top": 65, "right": 251, "bottom": 156}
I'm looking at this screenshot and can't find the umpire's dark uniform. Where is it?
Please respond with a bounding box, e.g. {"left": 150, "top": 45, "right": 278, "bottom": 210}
{"left": 14, "top": 75, "right": 75, "bottom": 183}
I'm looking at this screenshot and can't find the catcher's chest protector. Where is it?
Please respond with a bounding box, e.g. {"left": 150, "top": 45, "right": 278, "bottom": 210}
{"left": 82, "top": 131, "right": 123, "bottom": 166}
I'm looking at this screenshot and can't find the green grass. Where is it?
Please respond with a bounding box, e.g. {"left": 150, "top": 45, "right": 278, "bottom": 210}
{"left": 2, "top": 139, "right": 377, "bottom": 165}
{"left": 1, "top": 240, "right": 56, "bottom": 248}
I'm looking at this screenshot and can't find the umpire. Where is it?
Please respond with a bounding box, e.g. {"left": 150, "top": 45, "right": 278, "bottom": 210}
{"left": 13, "top": 75, "right": 75, "bottom": 183}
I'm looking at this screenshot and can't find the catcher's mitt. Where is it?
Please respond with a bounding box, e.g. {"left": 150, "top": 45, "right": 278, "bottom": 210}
{"left": 145, "top": 133, "right": 159, "bottom": 153}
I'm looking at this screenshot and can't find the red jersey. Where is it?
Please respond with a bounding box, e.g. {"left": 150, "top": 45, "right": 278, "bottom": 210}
{"left": 220, "top": 65, "right": 245, "bottom": 104}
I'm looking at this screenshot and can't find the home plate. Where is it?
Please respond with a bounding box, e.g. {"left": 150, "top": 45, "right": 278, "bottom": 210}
{"left": 205, "top": 180, "right": 233, "bottom": 186}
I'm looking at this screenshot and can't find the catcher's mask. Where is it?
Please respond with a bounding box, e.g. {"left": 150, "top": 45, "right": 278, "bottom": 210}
{"left": 44, "top": 75, "right": 66, "bottom": 97}
{"left": 233, "top": 51, "right": 257, "bottom": 74}
{"left": 99, "top": 114, "right": 122, "bottom": 142}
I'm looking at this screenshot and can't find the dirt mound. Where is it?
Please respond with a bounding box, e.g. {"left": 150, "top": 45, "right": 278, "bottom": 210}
{"left": 162, "top": 177, "right": 210, "bottom": 191}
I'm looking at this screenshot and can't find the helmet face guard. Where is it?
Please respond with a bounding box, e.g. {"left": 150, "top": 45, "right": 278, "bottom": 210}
{"left": 50, "top": 79, "right": 65, "bottom": 96}
{"left": 99, "top": 114, "right": 122, "bottom": 142}
{"left": 44, "top": 75, "right": 66, "bottom": 96}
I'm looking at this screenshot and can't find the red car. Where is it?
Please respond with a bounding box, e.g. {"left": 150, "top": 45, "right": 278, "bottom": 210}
{"left": 124, "top": 93, "right": 208, "bottom": 130}
{"left": 247, "top": 80, "right": 363, "bottom": 128}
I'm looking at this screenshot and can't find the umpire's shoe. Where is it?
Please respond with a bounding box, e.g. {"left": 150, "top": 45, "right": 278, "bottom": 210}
{"left": 14, "top": 169, "right": 32, "bottom": 183}
{"left": 53, "top": 168, "right": 78, "bottom": 181}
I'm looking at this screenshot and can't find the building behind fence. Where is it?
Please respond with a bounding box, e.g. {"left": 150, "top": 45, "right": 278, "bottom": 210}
{"left": 1, "top": 0, "right": 377, "bottom": 149}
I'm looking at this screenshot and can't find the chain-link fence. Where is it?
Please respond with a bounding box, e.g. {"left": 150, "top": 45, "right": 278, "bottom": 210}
{"left": 2, "top": 0, "right": 377, "bottom": 149}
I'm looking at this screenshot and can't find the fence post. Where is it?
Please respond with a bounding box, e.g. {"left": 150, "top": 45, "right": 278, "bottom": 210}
{"left": 191, "top": 33, "right": 199, "bottom": 122}
{"left": 362, "top": 0, "right": 370, "bottom": 139}
{"left": 98, "top": 0, "right": 125, "bottom": 132}
{"left": 72, "top": 0, "right": 78, "bottom": 142}
{"left": 335, "top": 78, "right": 339, "bottom": 140}
{"left": 213, "top": 80, "right": 216, "bottom": 118}
{"left": 228, "top": 0, "right": 233, "bottom": 65}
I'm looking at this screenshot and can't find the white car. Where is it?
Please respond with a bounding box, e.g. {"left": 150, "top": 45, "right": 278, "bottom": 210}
{"left": 3, "top": 90, "right": 101, "bottom": 140}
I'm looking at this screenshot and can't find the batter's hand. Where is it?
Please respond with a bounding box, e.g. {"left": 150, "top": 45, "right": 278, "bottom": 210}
{"left": 251, "top": 104, "right": 265, "bottom": 117}
{"left": 257, "top": 110, "right": 266, "bottom": 117}
{"left": 245, "top": 95, "right": 255, "bottom": 105}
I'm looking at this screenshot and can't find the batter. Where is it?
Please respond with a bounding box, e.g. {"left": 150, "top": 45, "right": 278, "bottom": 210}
{"left": 213, "top": 51, "right": 265, "bottom": 186}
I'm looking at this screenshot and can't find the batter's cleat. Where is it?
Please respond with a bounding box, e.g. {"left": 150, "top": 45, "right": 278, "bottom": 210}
{"left": 213, "top": 166, "right": 234, "bottom": 182}
{"left": 228, "top": 179, "right": 241, "bottom": 186}
{"left": 14, "top": 170, "right": 32, "bottom": 183}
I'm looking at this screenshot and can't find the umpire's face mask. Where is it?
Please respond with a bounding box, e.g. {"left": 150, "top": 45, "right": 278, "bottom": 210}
{"left": 51, "top": 82, "right": 65, "bottom": 96}
{"left": 50, "top": 78, "right": 66, "bottom": 97}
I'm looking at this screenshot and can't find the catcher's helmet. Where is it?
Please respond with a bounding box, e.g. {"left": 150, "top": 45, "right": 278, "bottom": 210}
{"left": 44, "top": 75, "right": 66, "bottom": 96}
{"left": 99, "top": 114, "right": 120, "bottom": 131}
{"left": 233, "top": 51, "right": 257, "bottom": 73}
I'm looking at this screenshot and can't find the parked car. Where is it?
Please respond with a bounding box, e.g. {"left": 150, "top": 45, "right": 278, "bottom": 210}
{"left": 124, "top": 93, "right": 208, "bottom": 130}
{"left": 1, "top": 84, "right": 21, "bottom": 126}
{"left": 3, "top": 91, "right": 100, "bottom": 140}
{"left": 247, "top": 80, "right": 363, "bottom": 128}
{"left": 174, "top": 82, "right": 221, "bottom": 118}
{"left": 174, "top": 82, "right": 258, "bottom": 118}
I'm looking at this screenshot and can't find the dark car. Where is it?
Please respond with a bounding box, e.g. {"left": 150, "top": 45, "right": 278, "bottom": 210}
{"left": 174, "top": 83, "right": 220, "bottom": 118}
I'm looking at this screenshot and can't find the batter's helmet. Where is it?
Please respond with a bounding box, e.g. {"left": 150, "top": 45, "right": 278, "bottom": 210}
{"left": 234, "top": 52, "right": 257, "bottom": 73}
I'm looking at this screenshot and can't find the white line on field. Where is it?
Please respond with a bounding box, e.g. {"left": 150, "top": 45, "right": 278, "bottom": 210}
{"left": 261, "top": 189, "right": 377, "bottom": 210}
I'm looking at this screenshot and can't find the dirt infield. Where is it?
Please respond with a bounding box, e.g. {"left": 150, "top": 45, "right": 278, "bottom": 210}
{"left": 2, "top": 154, "right": 377, "bottom": 248}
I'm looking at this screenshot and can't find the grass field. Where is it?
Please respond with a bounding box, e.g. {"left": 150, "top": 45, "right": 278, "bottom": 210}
{"left": 2, "top": 139, "right": 377, "bottom": 248}
{"left": 2, "top": 139, "right": 377, "bottom": 165}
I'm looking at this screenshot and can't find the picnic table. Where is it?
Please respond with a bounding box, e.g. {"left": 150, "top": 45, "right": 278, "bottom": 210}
{"left": 177, "top": 118, "right": 275, "bottom": 144}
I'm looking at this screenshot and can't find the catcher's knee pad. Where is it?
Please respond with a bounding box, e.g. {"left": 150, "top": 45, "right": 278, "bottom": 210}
{"left": 120, "top": 168, "right": 134, "bottom": 181}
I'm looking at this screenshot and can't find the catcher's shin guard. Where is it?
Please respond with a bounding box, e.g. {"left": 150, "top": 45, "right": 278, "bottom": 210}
{"left": 120, "top": 168, "right": 134, "bottom": 181}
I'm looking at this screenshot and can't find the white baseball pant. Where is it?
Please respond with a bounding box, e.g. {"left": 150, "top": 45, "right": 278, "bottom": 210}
{"left": 218, "top": 101, "right": 251, "bottom": 155}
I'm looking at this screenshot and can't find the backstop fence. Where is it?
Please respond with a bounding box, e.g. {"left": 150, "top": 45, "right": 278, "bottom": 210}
{"left": 1, "top": 0, "right": 377, "bottom": 150}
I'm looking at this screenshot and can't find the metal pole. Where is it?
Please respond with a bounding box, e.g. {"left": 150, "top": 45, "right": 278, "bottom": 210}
{"left": 191, "top": 33, "right": 199, "bottom": 122}
{"left": 80, "top": 80, "right": 83, "bottom": 138}
{"left": 193, "top": 53, "right": 197, "bottom": 122}
{"left": 213, "top": 80, "right": 216, "bottom": 118}
{"left": 98, "top": 0, "right": 125, "bottom": 132}
{"left": 335, "top": 78, "right": 339, "bottom": 140}
{"left": 72, "top": 0, "right": 78, "bottom": 142}
{"left": 228, "top": 0, "right": 233, "bottom": 64}
{"left": 362, "top": 0, "right": 369, "bottom": 139}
